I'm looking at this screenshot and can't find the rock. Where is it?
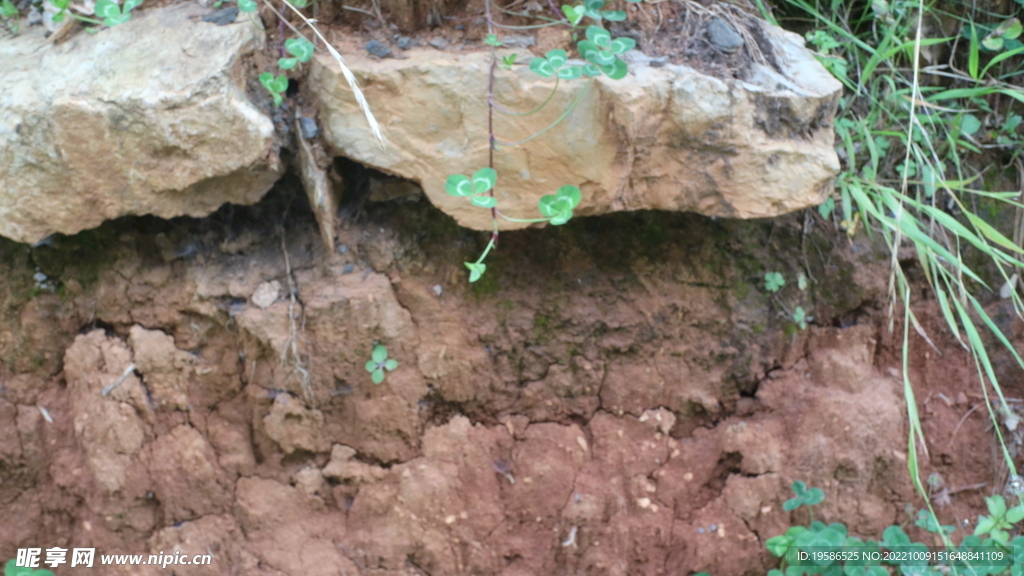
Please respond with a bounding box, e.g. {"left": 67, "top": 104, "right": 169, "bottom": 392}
{"left": 427, "top": 36, "right": 448, "bottom": 50}
{"left": 707, "top": 17, "right": 744, "bottom": 53}
{"left": 0, "top": 4, "right": 279, "bottom": 245}
{"left": 365, "top": 39, "right": 392, "bottom": 58}
{"left": 298, "top": 116, "right": 320, "bottom": 139}
{"left": 310, "top": 19, "right": 841, "bottom": 231}
{"left": 251, "top": 280, "right": 281, "bottom": 309}
{"left": 397, "top": 36, "right": 413, "bottom": 50}
{"left": 202, "top": 6, "right": 239, "bottom": 25}
{"left": 501, "top": 35, "right": 536, "bottom": 48}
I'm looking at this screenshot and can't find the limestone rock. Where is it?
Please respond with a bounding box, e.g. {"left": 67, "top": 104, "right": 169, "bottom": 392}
{"left": 0, "top": 4, "right": 278, "bottom": 245}
{"left": 311, "top": 21, "right": 841, "bottom": 231}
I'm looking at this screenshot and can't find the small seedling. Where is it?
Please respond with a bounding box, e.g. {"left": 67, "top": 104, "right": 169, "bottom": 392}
{"left": 764, "top": 271, "right": 785, "bottom": 293}
{"left": 259, "top": 72, "right": 288, "bottom": 107}
{"left": 238, "top": 0, "right": 256, "bottom": 12}
{"left": 792, "top": 306, "right": 808, "bottom": 330}
{"left": 5, "top": 560, "right": 54, "bottom": 576}
{"left": 783, "top": 480, "right": 824, "bottom": 511}
{"left": 818, "top": 196, "right": 835, "bottom": 219}
{"left": 279, "top": 37, "right": 315, "bottom": 70}
{"left": 484, "top": 33, "right": 502, "bottom": 47}
{"left": 365, "top": 344, "right": 398, "bottom": 384}
{"left": 974, "top": 494, "right": 1024, "bottom": 544}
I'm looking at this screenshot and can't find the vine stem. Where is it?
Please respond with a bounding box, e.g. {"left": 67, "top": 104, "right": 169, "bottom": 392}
{"left": 485, "top": 0, "right": 499, "bottom": 248}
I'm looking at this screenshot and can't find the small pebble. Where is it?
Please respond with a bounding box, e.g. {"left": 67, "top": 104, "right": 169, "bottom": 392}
{"left": 432, "top": 284, "right": 443, "bottom": 296}
{"left": 710, "top": 524, "right": 718, "bottom": 532}
{"left": 428, "top": 37, "right": 448, "bottom": 50}
{"left": 707, "top": 17, "right": 744, "bottom": 54}
{"left": 397, "top": 36, "right": 413, "bottom": 50}
{"left": 365, "top": 39, "right": 393, "bottom": 58}
{"left": 455, "top": 24, "right": 464, "bottom": 30}
{"left": 501, "top": 35, "right": 535, "bottom": 48}
{"left": 299, "top": 117, "right": 319, "bottom": 139}
{"left": 338, "top": 244, "right": 349, "bottom": 254}
{"left": 697, "top": 527, "right": 705, "bottom": 534}
{"left": 342, "top": 264, "right": 355, "bottom": 275}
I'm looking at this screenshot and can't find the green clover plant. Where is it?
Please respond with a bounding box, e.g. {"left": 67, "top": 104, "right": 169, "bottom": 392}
{"left": 446, "top": 0, "right": 641, "bottom": 282}
{"left": 49, "top": 0, "right": 141, "bottom": 28}
{"left": 576, "top": 25, "right": 635, "bottom": 80}
{"left": 365, "top": 344, "right": 398, "bottom": 384}
{"left": 783, "top": 480, "right": 824, "bottom": 511}
{"left": 5, "top": 560, "right": 54, "bottom": 576}
{"left": 279, "top": 37, "right": 315, "bottom": 70}
{"left": 765, "top": 272, "right": 785, "bottom": 293}
{"left": 238, "top": 0, "right": 257, "bottom": 12}
{"left": 259, "top": 73, "right": 288, "bottom": 107}
{"left": 93, "top": 0, "right": 141, "bottom": 26}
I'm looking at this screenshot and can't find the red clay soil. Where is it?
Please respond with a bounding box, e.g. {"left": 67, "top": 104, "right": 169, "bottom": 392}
{"left": 0, "top": 183, "right": 1019, "bottom": 576}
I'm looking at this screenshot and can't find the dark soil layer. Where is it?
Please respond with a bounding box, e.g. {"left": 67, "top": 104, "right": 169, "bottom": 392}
{"left": 0, "top": 179, "right": 1019, "bottom": 575}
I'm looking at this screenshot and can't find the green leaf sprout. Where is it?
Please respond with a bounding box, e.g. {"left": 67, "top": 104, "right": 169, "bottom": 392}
{"left": 364, "top": 344, "right": 398, "bottom": 384}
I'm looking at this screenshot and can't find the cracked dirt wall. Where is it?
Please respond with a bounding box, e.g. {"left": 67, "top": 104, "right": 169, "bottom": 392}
{"left": 0, "top": 179, "right": 1012, "bottom": 575}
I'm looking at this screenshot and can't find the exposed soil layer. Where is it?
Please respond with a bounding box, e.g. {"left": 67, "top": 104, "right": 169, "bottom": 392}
{"left": 0, "top": 179, "right": 1020, "bottom": 575}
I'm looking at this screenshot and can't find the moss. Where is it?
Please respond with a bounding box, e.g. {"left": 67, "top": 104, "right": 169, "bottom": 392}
{"left": 471, "top": 269, "right": 500, "bottom": 297}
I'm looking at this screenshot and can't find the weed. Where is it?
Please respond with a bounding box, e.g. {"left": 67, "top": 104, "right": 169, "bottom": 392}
{"left": 752, "top": 481, "right": 1024, "bottom": 576}
{"left": 442, "top": 0, "right": 643, "bottom": 283}
{"left": 765, "top": 272, "right": 786, "bottom": 293}
{"left": 364, "top": 344, "right": 398, "bottom": 384}
{"left": 1, "top": 0, "right": 19, "bottom": 33}
{"left": 770, "top": 0, "right": 1024, "bottom": 504}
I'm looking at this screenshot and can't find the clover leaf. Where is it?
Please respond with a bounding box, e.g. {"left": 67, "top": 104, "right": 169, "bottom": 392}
{"left": 765, "top": 271, "right": 785, "bottom": 292}
{"left": 530, "top": 49, "right": 582, "bottom": 79}
{"left": 465, "top": 261, "right": 486, "bottom": 283}
{"left": 364, "top": 344, "right": 398, "bottom": 384}
{"left": 538, "top": 185, "right": 581, "bottom": 225}
{"left": 445, "top": 169, "right": 498, "bottom": 209}
{"left": 783, "top": 480, "right": 824, "bottom": 511}
{"left": 259, "top": 72, "right": 288, "bottom": 107}
{"left": 485, "top": 33, "right": 503, "bottom": 46}
{"left": 561, "top": 4, "right": 584, "bottom": 25}
{"left": 94, "top": 0, "right": 140, "bottom": 26}
{"left": 238, "top": 0, "right": 256, "bottom": 11}
{"left": 577, "top": 27, "right": 632, "bottom": 79}
{"left": 279, "top": 37, "right": 315, "bottom": 69}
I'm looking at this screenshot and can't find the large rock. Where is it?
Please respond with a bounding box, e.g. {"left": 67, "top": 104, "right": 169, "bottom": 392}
{"left": 311, "top": 21, "right": 842, "bottom": 230}
{"left": 0, "top": 4, "right": 278, "bottom": 245}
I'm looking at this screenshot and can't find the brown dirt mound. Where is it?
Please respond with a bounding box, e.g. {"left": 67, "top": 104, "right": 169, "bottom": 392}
{"left": 0, "top": 179, "right": 1019, "bottom": 575}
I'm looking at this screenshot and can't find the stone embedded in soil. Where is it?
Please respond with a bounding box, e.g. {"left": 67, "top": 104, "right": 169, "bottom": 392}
{"left": 365, "top": 39, "right": 393, "bottom": 58}
{"left": 0, "top": 4, "right": 280, "bottom": 245}
{"left": 707, "top": 17, "right": 745, "bottom": 53}
{"left": 311, "top": 20, "right": 842, "bottom": 230}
